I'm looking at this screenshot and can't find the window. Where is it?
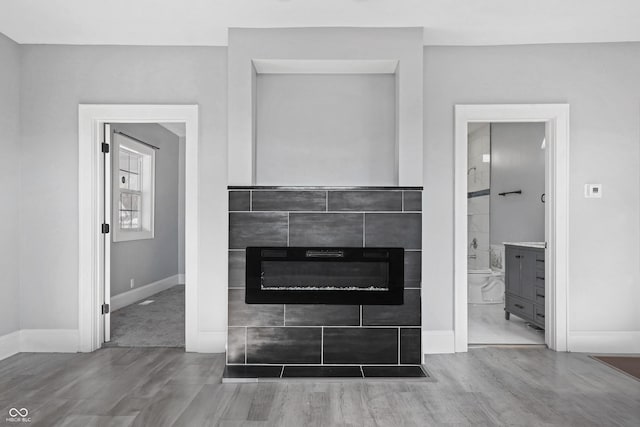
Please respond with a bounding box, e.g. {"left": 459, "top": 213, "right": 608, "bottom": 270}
{"left": 112, "top": 132, "right": 155, "bottom": 242}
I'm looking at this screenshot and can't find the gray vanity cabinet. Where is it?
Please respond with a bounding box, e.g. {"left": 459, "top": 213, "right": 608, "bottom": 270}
{"left": 504, "top": 245, "right": 545, "bottom": 329}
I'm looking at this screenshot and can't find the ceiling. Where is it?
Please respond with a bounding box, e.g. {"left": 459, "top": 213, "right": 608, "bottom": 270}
{"left": 159, "top": 123, "right": 186, "bottom": 138}
{"left": 1, "top": 0, "right": 639, "bottom": 46}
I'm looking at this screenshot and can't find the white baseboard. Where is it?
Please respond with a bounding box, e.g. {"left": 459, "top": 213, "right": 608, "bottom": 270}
{"left": 178, "top": 273, "right": 185, "bottom": 284}
{"left": 0, "top": 330, "right": 21, "bottom": 361}
{"left": 196, "top": 331, "right": 226, "bottom": 353}
{"left": 422, "top": 330, "right": 455, "bottom": 355}
{"left": 569, "top": 331, "right": 640, "bottom": 354}
{"left": 20, "top": 329, "right": 78, "bottom": 353}
{"left": 111, "top": 274, "right": 181, "bottom": 311}
{"left": 0, "top": 329, "right": 79, "bottom": 360}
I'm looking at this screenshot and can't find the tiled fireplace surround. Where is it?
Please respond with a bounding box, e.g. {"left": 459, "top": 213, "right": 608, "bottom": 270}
{"left": 227, "top": 188, "right": 422, "bottom": 367}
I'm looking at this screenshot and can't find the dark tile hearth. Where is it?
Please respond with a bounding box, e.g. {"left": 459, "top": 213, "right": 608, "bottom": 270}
{"left": 361, "top": 365, "right": 427, "bottom": 378}
{"left": 223, "top": 364, "right": 283, "bottom": 379}
{"left": 282, "top": 365, "right": 363, "bottom": 378}
{"left": 222, "top": 364, "right": 429, "bottom": 381}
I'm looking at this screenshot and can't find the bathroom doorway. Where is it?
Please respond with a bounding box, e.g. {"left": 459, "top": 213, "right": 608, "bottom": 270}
{"left": 467, "top": 122, "right": 546, "bottom": 345}
{"left": 454, "top": 104, "right": 570, "bottom": 353}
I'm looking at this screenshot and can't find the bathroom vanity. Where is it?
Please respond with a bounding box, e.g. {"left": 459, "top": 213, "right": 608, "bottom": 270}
{"left": 504, "top": 243, "right": 545, "bottom": 329}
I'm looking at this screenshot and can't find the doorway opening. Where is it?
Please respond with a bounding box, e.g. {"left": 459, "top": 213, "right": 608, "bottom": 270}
{"left": 78, "top": 105, "right": 199, "bottom": 353}
{"left": 104, "top": 123, "right": 186, "bottom": 347}
{"left": 466, "top": 122, "right": 546, "bottom": 345}
{"left": 454, "top": 104, "right": 570, "bottom": 352}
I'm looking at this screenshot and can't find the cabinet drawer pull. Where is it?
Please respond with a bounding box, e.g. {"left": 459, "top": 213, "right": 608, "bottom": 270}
{"left": 536, "top": 313, "right": 545, "bottom": 318}
{"left": 515, "top": 255, "right": 522, "bottom": 259}
{"left": 536, "top": 276, "right": 544, "bottom": 280}
{"left": 514, "top": 304, "right": 524, "bottom": 309}
{"left": 536, "top": 259, "right": 544, "bottom": 263}
{"left": 536, "top": 293, "right": 545, "bottom": 299}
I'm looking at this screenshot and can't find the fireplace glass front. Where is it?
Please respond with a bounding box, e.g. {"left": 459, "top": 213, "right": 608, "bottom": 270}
{"left": 245, "top": 247, "right": 404, "bottom": 305}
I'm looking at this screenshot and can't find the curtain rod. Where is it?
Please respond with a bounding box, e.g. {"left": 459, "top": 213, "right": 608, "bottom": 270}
{"left": 114, "top": 130, "right": 160, "bottom": 150}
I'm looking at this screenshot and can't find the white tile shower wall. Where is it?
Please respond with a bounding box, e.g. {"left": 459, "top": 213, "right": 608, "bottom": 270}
{"left": 467, "top": 124, "right": 491, "bottom": 193}
{"left": 468, "top": 171, "right": 490, "bottom": 193}
{"left": 468, "top": 194, "right": 490, "bottom": 270}
{"left": 468, "top": 124, "right": 490, "bottom": 271}
{"left": 467, "top": 246, "right": 489, "bottom": 270}
{"left": 468, "top": 213, "right": 489, "bottom": 233}
{"left": 468, "top": 196, "right": 489, "bottom": 216}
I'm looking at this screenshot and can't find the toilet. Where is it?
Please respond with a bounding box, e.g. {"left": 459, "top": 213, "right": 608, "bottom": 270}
{"left": 467, "top": 245, "right": 505, "bottom": 304}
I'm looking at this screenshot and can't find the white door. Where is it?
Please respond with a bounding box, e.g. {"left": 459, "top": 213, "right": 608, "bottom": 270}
{"left": 101, "top": 123, "right": 112, "bottom": 343}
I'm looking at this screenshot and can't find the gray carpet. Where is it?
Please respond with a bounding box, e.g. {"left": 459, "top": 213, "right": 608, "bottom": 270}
{"left": 108, "top": 284, "right": 185, "bottom": 347}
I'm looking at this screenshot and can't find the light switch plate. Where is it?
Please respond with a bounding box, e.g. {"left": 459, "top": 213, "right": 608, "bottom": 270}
{"left": 584, "top": 184, "right": 602, "bottom": 198}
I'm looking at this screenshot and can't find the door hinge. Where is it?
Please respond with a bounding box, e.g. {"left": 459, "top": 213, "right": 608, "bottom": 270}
{"left": 101, "top": 303, "right": 110, "bottom": 314}
{"left": 101, "top": 142, "right": 110, "bottom": 153}
{"left": 101, "top": 223, "right": 110, "bottom": 234}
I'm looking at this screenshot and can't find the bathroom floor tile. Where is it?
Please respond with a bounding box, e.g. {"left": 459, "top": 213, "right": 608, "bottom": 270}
{"left": 468, "top": 303, "right": 545, "bottom": 345}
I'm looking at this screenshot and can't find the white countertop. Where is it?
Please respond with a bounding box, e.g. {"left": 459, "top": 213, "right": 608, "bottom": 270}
{"left": 503, "top": 242, "right": 546, "bottom": 249}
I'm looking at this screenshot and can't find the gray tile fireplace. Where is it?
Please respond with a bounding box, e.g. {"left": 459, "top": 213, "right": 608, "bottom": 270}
{"left": 226, "top": 187, "right": 422, "bottom": 376}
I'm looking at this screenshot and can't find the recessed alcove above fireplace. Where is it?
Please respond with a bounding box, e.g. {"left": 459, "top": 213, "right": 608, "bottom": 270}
{"left": 255, "top": 69, "right": 397, "bottom": 186}
{"left": 228, "top": 27, "right": 424, "bottom": 186}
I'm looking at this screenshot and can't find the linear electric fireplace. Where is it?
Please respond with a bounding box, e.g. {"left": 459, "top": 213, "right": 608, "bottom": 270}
{"left": 246, "top": 247, "right": 404, "bottom": 305}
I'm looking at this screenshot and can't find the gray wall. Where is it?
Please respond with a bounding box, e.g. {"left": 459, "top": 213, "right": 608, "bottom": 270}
{"left": 490, "top": 123, "right": 545, "bottom": 245}
{"left": 0, "top": 33, "right": 21, "bottom": 336}
{"left": 256, "top": 74, "right": 396, "bottom": 186}
{"left": 110, "top": 123, "right": 181, "bottom": 297}
{"left": 19, "top": 45, "right": 228, "bottom": 332}
{"left": 424, "top": 42, "right": 640, "bottom": 334}
{"left": 7, "top": 39, "right": 640, "bottom": 347}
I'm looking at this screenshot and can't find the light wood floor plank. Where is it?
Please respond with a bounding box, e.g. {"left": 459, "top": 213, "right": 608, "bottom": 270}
{"left": 0, "top": 347, "right": 637, "bottom": 426}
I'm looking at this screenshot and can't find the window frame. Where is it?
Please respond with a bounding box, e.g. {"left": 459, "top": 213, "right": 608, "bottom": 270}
{"left": 112, "top": 132, "right": 156, "bottom": 242}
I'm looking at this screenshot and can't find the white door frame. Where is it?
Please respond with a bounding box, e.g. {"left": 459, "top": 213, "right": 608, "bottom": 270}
{"left": 78, "top": 104, "right": 199, "bottom": 352}
{"left": 454, "top": 104, "right": 570, "bottom": 352}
